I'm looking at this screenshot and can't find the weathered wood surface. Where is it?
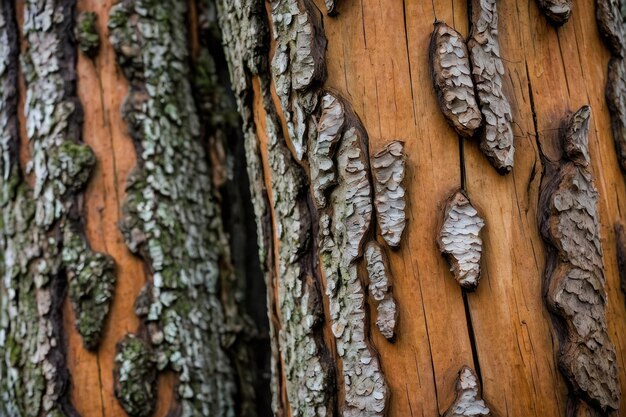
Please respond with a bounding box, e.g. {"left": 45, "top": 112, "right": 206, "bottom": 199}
{"left": 1, "top": 0, "right": 625, "bottom": 416}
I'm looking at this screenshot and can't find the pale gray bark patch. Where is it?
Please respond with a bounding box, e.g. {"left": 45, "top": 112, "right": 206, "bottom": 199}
{"left": 536, "top": 0, "right": 572, "bottom": 25}
{"left": 371, "top": 140, "right": 407, "bottom": 248}
{"left": 438, "top": 190, "right": 485, "bottom": 291}
{"left": 309, "top": 92, "right": 344, "bottom": 208}
{"left": 468, "top": 0, "right": 515, "bottom": 174}
{"left": 365, "top": 242, "right": 398, "bottom": 341}
{"left": 538, "top": 106, "right": 621, "bottom": 413}
{"left": 270, "top": 0, "right": 327, "bottom": 160}
{"left": 596, "top": 0, "right": 625, "bottom": 57}
{"left": 113, "top": 335, "right": 157, "bottom": 417}
{"left": 616, "top": 222, "right": 626, "bottom": 302}
{"left": 265, "top": 102, "right": 335, "bottom": 417}
{"left": 74, "top": 11, "right": 100, "bottom": 59}
{"left": 443, "top": 366, "right": 491, "bottom": 417}
{"left": 319, "top": 121, "right": 388, "bottom": 416}
{"left": 108, "top": 1, "right": 239, "bottom": 415}
{"left": 430, "top": 22, "right": 482, "bottom": 139}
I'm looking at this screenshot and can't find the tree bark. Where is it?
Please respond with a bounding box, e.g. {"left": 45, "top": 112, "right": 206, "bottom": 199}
{"left": 1, "top": 0, "right": 626, "bottom": 417}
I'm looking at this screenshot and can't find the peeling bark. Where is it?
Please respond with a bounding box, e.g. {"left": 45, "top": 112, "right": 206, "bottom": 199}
{"left": 108, "top": 1, "right": 239, "bottom": 414}
{"left": 430, "top": 21, "right": 482, "bottom": 139}
{"left": 438, "top": 190, "right": 485, "bottom": 291}
{"left": 319, "top": 118, "right": 388, "bottom": 416}
{"left": 371, "top": 140, "right": 407, "bottom": 248}
{"left": 538, "top": 106, "right": 621, "bottom": 413}
{"left": 536, "top": 0, "right": 572, "bottom": 26}
{"left": 468, "top": 0, "right": 515, "bottom": 174}
{"left": 310, "top": 91, "right": 344, "bottom": 208}
{"left": 270, "top": 0, "right": 327, "bottom": 160}
{"left": 443, "top": 366, "right": 492, "bottom": 417}
{"left": 365, "top": 242, "right": 398, "bottom": 341}
{"left": 324, "top": 0, "right": 338, "bottom": 15}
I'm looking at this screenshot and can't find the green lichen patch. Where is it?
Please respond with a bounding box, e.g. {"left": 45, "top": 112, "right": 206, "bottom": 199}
{"left": 62, "top": 226, "right": 116, "bottom": 350}
{"left": 49, "top": 142, "right": 96, "bottom": 194}
{"left": 75, "top": 11, "right": 100, "bottom": 58}
{"left": 114, "top": 334, "right": 157, "bottom": 417}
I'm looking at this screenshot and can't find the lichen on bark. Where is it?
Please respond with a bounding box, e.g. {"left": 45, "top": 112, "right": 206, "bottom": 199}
{"left": 538, "top": 106, "right": 621, "bottom": 413}
{"left": 74, "top": 11, "right": 100, "bottom": 59}
{"left": 108, "top": 0, "right": 238, "bottom": 414}
{"left": 113, "top": 335, "right": 157, "bottom": 417}
{"left": 536, "top": 0, "right": 572, "bottom": 25}
{"left": 0, "top": 0, "right": 109, "bottom": 414}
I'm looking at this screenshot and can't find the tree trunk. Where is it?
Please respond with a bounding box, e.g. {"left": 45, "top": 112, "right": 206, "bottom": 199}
{"left": 1, "top": 1, "right": 626, "bottom": 417}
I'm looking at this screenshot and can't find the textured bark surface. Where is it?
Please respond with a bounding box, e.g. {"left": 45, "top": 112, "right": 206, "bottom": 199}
{"left": 371, "top": 140, "right": 406, "bottom": 248}
{"left": 539, "top": 106, "right": 620, "bottom": 413}
{"left": 536, "top": 0, "right": 572, "bottom": 25}
{"left": 442, "top": 367, "right": 491, "bottom": 417}
{"left": 430, "top": 21, "right": 482, "bottom": 139}
{"left": 365, "top": 242, "right": 398, "bottom": 341}
{"left": 1, "top": 0, "right": 626, "bottom": 416}
{"left": 468, "top": 0, "right": 515, "bottom": 173}
{"left": 438, "top": 190, "right": 485, "bottom": 290}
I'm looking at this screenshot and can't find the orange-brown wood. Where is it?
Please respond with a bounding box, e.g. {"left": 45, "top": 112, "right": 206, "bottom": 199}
{"left": 69, "top": 1, "right": 174, "bottom": 416}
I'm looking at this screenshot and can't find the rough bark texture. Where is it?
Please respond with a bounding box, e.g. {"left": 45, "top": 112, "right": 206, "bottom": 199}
{"left": 371, "top": 140, "right": 407, "bottom": 248}
{"left": 536, "top": 0, "right": 572, "bottom": 25}
{"left": 538, "top": 106, "right": 620, "bottom": 413}
{"left": 107, "top": 1, "right": 241, "bottom": 414}
{"left": 443, "top": 367, "right": 492, "bottom": 417}
{"left": 468, "top": 0, "right": 515, "bottom": 173}
{"left": 430, "top": 21, "right": 482, "bottom": 139}
{"left": 616, "top": 222, "right": 626, "bottom": 302}
{"left": 365, "top": 241, "right": 398, "bottom": 341}
{"left": 438, "top": 190, "right": 485, "bottom": 291}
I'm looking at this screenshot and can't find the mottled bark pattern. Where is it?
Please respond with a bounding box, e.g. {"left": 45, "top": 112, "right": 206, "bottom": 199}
{"left": 538, "top": 106, "right": 620, "bottom": 412}
{"left": 372, "top": 140, "right": 407, "bottom": 248}
{"left": 270, "top": 0, "right": 327, "bottom": 160}
{"left": 74, "top": 11, "right": 100, "bottom": 58}
{"left": 438, "top": 191, "right": 485, "bottom": 290}
{"left": 468, "top": 0, "right": 515, "bottom": 173}
{"left": 324, "top": 0, "right": 338, "bottom": 15}
{"left": 310, "top": 92, "right": 344, "bottom": 208}
{"left": 365, "top": 242, "right": 398, "bottom": 340}
{"left": 430, "top": 22, "right": 482, "bottom": 139}
{"left": 443, "top": 367, "right": 492, "bottom": 417}
{"left": 536, "top": 0, "right": 572, "bottom": 25}
{"left": 319, "top": 120, "right": 388, "bottom": 416}
{"left": 113, "top": 335, "right": 157, "bottom": 417}
{"left": 108, "top": 1, "right": 238, "bottom": 414}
